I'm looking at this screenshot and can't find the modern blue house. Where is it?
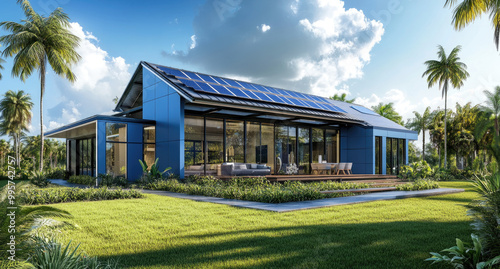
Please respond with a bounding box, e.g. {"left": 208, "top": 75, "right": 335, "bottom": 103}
{"left": 46, "top": 62, "right": 418, "bottom": 180}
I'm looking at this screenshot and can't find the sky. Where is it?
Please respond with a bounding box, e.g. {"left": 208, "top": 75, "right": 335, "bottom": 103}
{"left": 0, "top": 0, "right": 499, "bottom": 149}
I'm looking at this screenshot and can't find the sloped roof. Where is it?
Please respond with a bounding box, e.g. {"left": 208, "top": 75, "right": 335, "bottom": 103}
{"left": 117, "top": 62, "right": 414, "bottom": 133}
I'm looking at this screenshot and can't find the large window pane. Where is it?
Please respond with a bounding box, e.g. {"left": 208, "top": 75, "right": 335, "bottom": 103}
{"left": 325, "top": 129, "right": 338, "bottom": 163}
{"left": 261, "top": 123, "right": 274, "bottom": 173}
{"left": 206, "top": 118, "right": 223, "bottom": 175}
{"left": 398, "top": 139, "right": 405, "bottom": 168}
{"left": 386, "top": 138, "right": 392, "bottom": 175}
{"left": 288, "top": 127, "right": 297, "bottom": 173}
{"left": 392, "top": 138, "right": 398, "bottom": 174}
{"left": 106, "top": 123, "right": 127, "bottom": 142}
{"left": 226, "top": 120, "right": 244, "bottom": 163}
{"left": 298, "top": 127, "right": 310, "bottom": 174}
{"left": 184, "top": 116, "right": 204, "bottom": 175}
{"left": 143, "top": 126, "right": 155, "bottom": 143}
{"left": 106, "top": 142, "right": 127, "bottom": 177}
{"left": 143, "top": 144, "right": 155, "bottom": 169}
{"left": 375, "top": 136, "right": 381, "bottom": 174}
{"left": 246, "top": 122, "right": 261, "bottom": 164}
{"left": 312, "top": 128, "right": 325, "bottom": 163}
{"left": 275, "top": 125, "right": 288, "bottom": 174}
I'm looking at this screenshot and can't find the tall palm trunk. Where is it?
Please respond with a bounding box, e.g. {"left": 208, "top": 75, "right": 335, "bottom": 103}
{"left": 39, "top": 58, "right": 45, "bottom": 172}
{"left": 444, "top": 86, "right": 448, "bottom": 169}
{"left": 422, "top": 127, "right": 426, "bottom": 161}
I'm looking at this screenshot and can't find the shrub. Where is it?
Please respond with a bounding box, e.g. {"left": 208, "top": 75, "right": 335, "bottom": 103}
{"left": 139, "top": 158, "right": 171, "bottom": 179}
{"left": 426, "top": 234, "right": 500, "bottom": 269}
{"left": 29, "top": 236, "right": 120, "bottom": 269}
{"left": 18, "top": 187, "right": 144, "bottom": 205}
{"left": 398, "top": 160, "right": 432, "bottom": 180}
{"left": 432, "top": 168, "right": 455, "bottom": 181}
{"left": 68, "top": 175, "right": 96, "bottom": 186}
{"left": 396, "top": 179, "right": 439, "bottom": 191}
{"left": 46, "top": 168, "right": 70, "bottom": 180}
{"left": 30, "top": 171, "right": 50, "bottom": 188}
{"left": 98, "top": 173, "right": 128, "bottom": 187}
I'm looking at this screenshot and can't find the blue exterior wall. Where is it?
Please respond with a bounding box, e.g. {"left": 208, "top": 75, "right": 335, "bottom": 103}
{"left": 97, "top": 121, "right": 106, "bottom": 176}
{"left": 143, "top": 67, "right": 185, "bottom": 178}
{"left": 340, "top": 126, "right": 374, "bottom": 174}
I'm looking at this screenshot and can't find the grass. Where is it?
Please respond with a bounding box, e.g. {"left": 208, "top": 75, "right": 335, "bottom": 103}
{"left": 37, "top": 181, "right": 475, "bottom": 268}
{"left": 0, "top": 179, "right": 23, "bottom": 188}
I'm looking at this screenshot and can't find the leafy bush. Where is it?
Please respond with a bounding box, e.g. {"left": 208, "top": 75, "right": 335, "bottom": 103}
{"left": 29, "top": 236, "right": 120, "bottom": 269}
{"left": 426, "top": 234, "right": 500, "bottom": 269}
{"left": 45, "top": 168, "right": 70, "bottom": 180}
{"left": 68, "top": 175, "right": 96, "bottom": 186}
{"left": 398, "top": 160, "right": 432, "bottom": 180}
{"left": 98, "top": 173, "right": 128, "bottom": 187}
{"left": 139, "top": 158, "right": 171, "bottom": 180}
{"left": 396, "top": 179, "right": 439, "bottom": 191}
{"left": 30, "top": 171, "right": 50, "bottom": 188}
{"left": 18, "top": 187, "right": 144, "bottom": 205}
{"left": 432, "top": 168, "right": 455, "bottom": 181}
{"left": 146, "top": 176, "right": 371, "bottom": 203}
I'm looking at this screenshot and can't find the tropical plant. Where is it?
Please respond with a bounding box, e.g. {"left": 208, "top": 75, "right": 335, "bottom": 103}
{"left": 329, "top": 93, "right": 355, "bottom": 103}
{"left": 444, "top": 0, "right": 500, "bottom": 50}
{"left": 0, "top": 139, "right": 10, "bottom": 168}
{"left": 371, "top": 102, "right": 404, "bottom": 125}
{"left": 0, "top": 90, "right": 33, "bottom": 166}
{"left": 426, "top": 234, "right": 500, "bottom": 269}
{"left": 467, "top": 172, "right": 500, "bottom": 259}
{"left": 449, "top": 102, "right": 479, "bottom": 169}
{"left": 30, "top": 170, "right": 49, "bottom": 187}
{"left": 406, "top": 106, "right": 433, "bottom": 160}
{"left": 423, "top": 45, "right": 469, "bottom": 169}
{"left": 477, "top": 86, "right": 500, "bottom": 143}
{"left": 0, "top": 0, "right": 81, "bottom": 171}
{"left": 139, "top": 158, "right": 171, "bottom": 179}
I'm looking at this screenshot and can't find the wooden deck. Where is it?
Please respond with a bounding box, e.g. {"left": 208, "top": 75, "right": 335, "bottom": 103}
{"left": 218, "top": 174, "right": 399, "bottom": 183}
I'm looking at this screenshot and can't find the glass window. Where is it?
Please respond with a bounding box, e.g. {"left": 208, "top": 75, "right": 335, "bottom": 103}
{"left": 143, "top": 144, "right": 155, "bottom": 169}
{"left": 298, "top": 127, "right": 310, "bottom": 174}
{"left": 206, "top": 118, "right": 223, "bottom": 175}
{"left": 325, "top": 129, "right": 339, "bottom": 163}
{"left": 106, "top": 142, "right": 127, "bottom": 177}
{"left": 226, "top": 120, "right": 244, "bottom": 163}
{"left": 184, "top": 116, "right": 205, "bottom": 174}
{"left": 386, "top": 138, "right": 392, "bottom": 175}
{"left": 261, "top": 123, "right": 274, "bottom": 173}
{"left": 399, "top": 139, "right": 405, "bottom": 168}
{"left": 392, "top": 138, "right": 398, "bottom": 174}
{"left": 143, "top": 126, "right": 155, "bottom": 143}
{"left": 375, "top": 136, "right": 382, "bottom": 174}
{"left": 106, "top": 123, "right": 127, "bottom": 142}
{"left": 312, "top": 128, "right": 325, "bottom": 163}
{"left": 275, "top": 125, "right": 288, "bottom": 174}
{"left": 246, "top": 122, "right": 261, "bottom": 164}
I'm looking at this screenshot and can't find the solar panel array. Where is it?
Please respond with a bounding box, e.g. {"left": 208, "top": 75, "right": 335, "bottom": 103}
{"left": 155, "top": 65, "right": 347, "bottom": 114}
{"left": 350, "top": 105, "right": 379, "bottom": 116}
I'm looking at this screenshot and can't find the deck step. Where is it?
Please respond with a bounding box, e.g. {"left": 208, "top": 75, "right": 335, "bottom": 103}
{"left": 320, "top": 187, "right": 397, "bottom": 194}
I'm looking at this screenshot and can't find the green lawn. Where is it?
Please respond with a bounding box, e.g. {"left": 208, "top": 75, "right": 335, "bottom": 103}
{"left": 0, "top": 179, "right": 23, "bottom": 189}
{"left": 46, "top": 181, "right": 477, "bottom": 268}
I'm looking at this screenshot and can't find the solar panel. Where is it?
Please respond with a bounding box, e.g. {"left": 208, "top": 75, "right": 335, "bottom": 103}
{"left": 350, "top": 105, "right": 378, "bottom": 115}
{"left": 152, "top": 64, "right": 353, "bottom": 115}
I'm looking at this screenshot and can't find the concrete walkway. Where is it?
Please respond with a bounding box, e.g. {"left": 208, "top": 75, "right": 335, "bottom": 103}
{"left": 143, "top": 188, "right": 464, "bottom": 212}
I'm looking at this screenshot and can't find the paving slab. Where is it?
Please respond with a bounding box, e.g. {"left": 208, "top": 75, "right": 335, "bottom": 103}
{"left": 142, "top": 188, "right": 464, "bottom": 212}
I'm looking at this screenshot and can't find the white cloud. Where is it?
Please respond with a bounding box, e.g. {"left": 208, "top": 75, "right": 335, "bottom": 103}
{"left": 190, "top": 35, "right": 197, "bottom": 49}
{"left": 47, "top": 22, "right": 131, "bottom": 129}
{"left": 259, "top": 24, "right": 271, "bottom": 33}
{"left": 164, "top": 0, "right": 384, "bottom": 98}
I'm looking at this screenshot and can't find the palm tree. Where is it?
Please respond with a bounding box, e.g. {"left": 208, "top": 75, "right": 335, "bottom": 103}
{"left": 371, "top": 102, "right": 404, "bottom": 125}
{"left": 0, "top": 139, "right": 10, "bottom": 168}
{"left": 0, "top": 90, "right": 33, "bottom": 166}
{"left": 0, "top": 45, "right": 4, "bottom": 80}
{"left": 430, "top": 109, "right": 446, "bottom": 168}
{"left": 423, "top": 45, "right": 469, "bottom": 169}
{"left": 0, "top": 0, "right": 81, "bottom": 171}
{"left": 444, "top": 0, "right": 500, "bottom": 50}
{"left": 406, "top": 107, "right": 433, "bottom": 161}
{"left": 330, "top": 93, "right": 355, "bottom": 103}
{"left": 480, "top": 86, "right": 500, "bottom": 136}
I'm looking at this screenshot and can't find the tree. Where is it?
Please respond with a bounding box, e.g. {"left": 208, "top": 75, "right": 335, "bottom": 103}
{"left": 480, "top": 86, "right": 500, "bottom": 136}
{"left": 449, "top": 102, "right": 479, "bottom": 168}
{"left": 371, "top": 102, "right": 404, "bottom": 125}
{"left": 423, "top": 45, "right": 469, "bottom": 169}
{"left": 0, "top": 139, "right": 10, "bottom": 168}
{"left": 429, "top": 109, "right": 448, "bottom": 168}
{"left": 0, "top": 0, "right": 81, "bottom": 171}
{"left": 0, "top": 45, "right": 4, "bottom": 80}
{"left": 0, "top": 90, "right": 33, "bottom": 166}
{"left": 406, "top": 106, "right": 433, "bottom": 161}
{"left": 444, "top": 0, "right": 500, "bottom": 50}
{"left": 330, "top": 93, "right": 355, "bottom": 103}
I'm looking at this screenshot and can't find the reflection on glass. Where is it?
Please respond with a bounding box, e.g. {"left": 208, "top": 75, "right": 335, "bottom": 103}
{"left": 398, "top": 139, "right": 405, "bottom": 167}
{"left": 261, "top": 123, "right": 274, "bottom": 173}
{"left": 375, "top": 136, "right": 381, "bottom": 174}
{"left": 312, "top": 128, "right": 324, "bottom": 163}
{"left": 226, "top": 120, "right": 244, "bottom": 163}
{"left": 386, "top": 138, "right": 392, "bottom": 175}
{"left": 206, "top": 118, "right": 223, "bottom": 175}
{"left": 392, "top": 138, "right": 398, "bottom": 174}
{"left": 106, "top": 142, "right": 127, "bottom": 177}
{"left": 106, "top": 123, "right": 127, "bottom": 142}
{"left": 275, "top": 125, "right": 288, "bottom": 173}
{"left": 184, "top": 116, "right": 204, "bottom": 175}
{"left": 143, "top": 126, "right": 155, "bottom": 143}
{"left": 246, "top": 122, "right": 260, "bottom": 164}
{"left": 325, "top": 129, "right": 338, "bottom": 163}
{"left": 298, "top": 128, "right": 310, "bottom": 174}
{"left": 143, "top": 144, "right": 155, "bottom": 169}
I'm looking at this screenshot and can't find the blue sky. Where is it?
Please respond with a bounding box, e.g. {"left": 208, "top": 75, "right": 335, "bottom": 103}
{"left": 1, "top": 0, "right": 500, "bottom": 148}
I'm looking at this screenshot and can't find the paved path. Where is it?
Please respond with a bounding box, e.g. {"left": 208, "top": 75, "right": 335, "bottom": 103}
{"left": 143, "top": 188, "right": 464, "bottom": 212}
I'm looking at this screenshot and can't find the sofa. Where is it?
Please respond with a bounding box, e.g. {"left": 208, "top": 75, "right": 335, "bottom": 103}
{"left": 220, "top": 163, "right": 271, "bottom": 176}
{"left": 185, "top": 164, "right": 221, "bottom": 177}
